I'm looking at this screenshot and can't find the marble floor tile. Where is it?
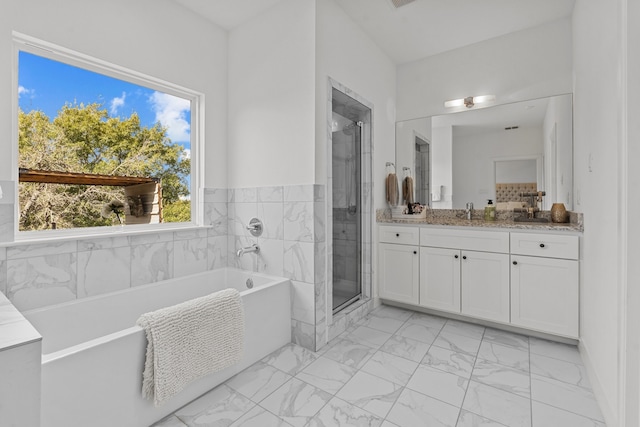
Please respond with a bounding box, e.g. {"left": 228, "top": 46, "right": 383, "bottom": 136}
{"left": 174, "top": 384, "right": 255, "bottom": 426}
{"left": 529, "top": 353, "right": 591, "bottom": 389}
{"left": 395, "top": 322, "right": 440, "bottom": 344}
{"left": 228, "top": 406, "right": 291, "bottom": 427}
{"left": 406, "top": 364, "right": 469, "bottom": 407}
{"left": 477, "top": 341, "right": 530, "bottom": 372}
{"left": 433, "top": 331, "right": 482, "bottom": 356}
{"left": 259, "top": 378, "right": 332, "bottom": 427}
{"left": 386, "top": 388, "right": 460, "bottom": 427}
{"left": 225, "top": 361, "right": 292, "bottom": 403}
{"left": 531, "top": 401, "right": 606, "bottom": 427}
{"left": 335, "top": 371, "right": 403, "bottom": 419}
{"left": 471, "top": 359, "right": 531, "bottom": 398}
{"left": 344, "top": 325, "right": 393, "bottom": 349}
{"left": 456, "top": 410, "right": 509, "bottom": 426}
{"left": 370, "top": 305, "right": 413, "bottom": 322}
{"left": 380, "top": 421, "right": 400, "bottom": 427}
{"left": 358, "top": 313, "right": 406, "bottom": 334}
{"left": 528, "top": 337, "right": 583, "bottom": 365}
{"left": 152, "top": 415, "right": 188, "bottom": 427}
{"left": 406, "top": 311, "right": 447, "bottom": 330}
{"left": 296, "top": 356, "right": 357, "bottom": 394}
{"left": 307, "top": 397, "right": 384, "bottom": 427}
{"left": 261, "top": 343, "right": 319, "bottom": 376}
{"left": 441, "top": 319, "right": 485, "bottom": 340}
{"left": 422, "top": 345, "right": 476, "bottom": 379}
{"left": 378, "top": 334, "right": 431, "bottom": 363}
{"left": 462, "top": 381, "right": 531, "bottom": 427}
{"left": 360, "top": 350, "right": 419, "bottom": 386}
{"left": 481, "top": 328, "right": 529, "bottom": 351}
{"left": 530, "top": 374, "right": 604, "bottom": 422}
{"left": 322, "top": 338, "right": 377, "bottom": 369}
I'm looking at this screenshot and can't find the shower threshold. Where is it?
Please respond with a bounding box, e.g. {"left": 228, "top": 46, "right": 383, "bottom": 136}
{"left": 333, "top": 294, "right": 362, "bottom": 315}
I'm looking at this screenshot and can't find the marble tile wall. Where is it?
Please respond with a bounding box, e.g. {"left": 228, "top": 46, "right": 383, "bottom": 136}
{"left": 0, "top": 181, "right": 15, "bottom": 243}
{"left": 227, "top": 185, "right": 325, "bottom": 351}
{"left": 0, "top": 188, "right": 228, "bottom": 312}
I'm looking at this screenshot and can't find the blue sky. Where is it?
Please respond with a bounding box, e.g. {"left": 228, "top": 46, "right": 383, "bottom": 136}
{"left": 18, "top": 51, "right": 192, "bottom": 155}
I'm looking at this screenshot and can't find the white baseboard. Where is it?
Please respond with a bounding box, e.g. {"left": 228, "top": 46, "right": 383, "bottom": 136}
{"left": 579, "top": 340, "right": 617, "bottom": 426}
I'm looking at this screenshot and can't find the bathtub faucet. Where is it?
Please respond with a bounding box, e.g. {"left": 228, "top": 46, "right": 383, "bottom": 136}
{"left": 236, "top": 244, "right": 260, "bottom": 257}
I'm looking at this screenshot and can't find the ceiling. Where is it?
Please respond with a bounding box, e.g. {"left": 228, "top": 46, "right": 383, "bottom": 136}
{"left": 174, "top": 0, "right": 576, "bottom": 64}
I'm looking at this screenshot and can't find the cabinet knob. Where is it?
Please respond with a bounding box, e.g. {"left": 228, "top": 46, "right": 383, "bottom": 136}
{"left": 539, "top": 243, "right": 545, "bottom": 248}
{"left": 413, "top": 250, "right": 417, "bottom": 255}
{"left": 454, "top": 254, "right": 459, "bottom": 259}
{"left": 513, "top": 261, "right": 518, "bottom": 265}
{"left": 462, "top": 255, "right": 467, "bottom": 260}
{"left": 396, "top": 233, "right": 400, "bottom": 237}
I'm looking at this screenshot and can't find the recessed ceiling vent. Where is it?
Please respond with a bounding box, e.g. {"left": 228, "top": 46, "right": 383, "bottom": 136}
{"left": 505, "top": 126, "right": 520, "bottom": 131}
{"left": 390, "top": 0, "right": 416, "bottom": 8}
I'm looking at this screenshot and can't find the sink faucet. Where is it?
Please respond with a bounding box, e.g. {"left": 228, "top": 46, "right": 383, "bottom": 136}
{"left": 465, "top": 202, "right": 473, "bottom": 220}
{"left": 236, "top": 244, "right": 260, "bottom": 257}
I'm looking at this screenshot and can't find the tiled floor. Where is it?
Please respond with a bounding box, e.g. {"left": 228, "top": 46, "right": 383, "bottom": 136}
{"left": 152, "top": 305, "right": 606, "bottom": 427}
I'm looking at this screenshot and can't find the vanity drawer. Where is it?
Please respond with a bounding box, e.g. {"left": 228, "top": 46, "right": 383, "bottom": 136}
{"left": 379, "top": 226, "right": 419, "bottom": 245}
{"left": 510, "top": 232, "right": 579, "bottom": 260}
{"left": 420, "top": 228, "right": 509, "bottom": 253}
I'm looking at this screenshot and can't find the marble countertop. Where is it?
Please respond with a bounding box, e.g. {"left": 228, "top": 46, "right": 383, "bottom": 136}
{"left": 377, "top": 216, "right": 581, "bottom": 232}
{"left": 376, "top": 208, "right": 583, "bottom": 232}
{"left": 0, "top": 292, "right": 41, "bottom": 351}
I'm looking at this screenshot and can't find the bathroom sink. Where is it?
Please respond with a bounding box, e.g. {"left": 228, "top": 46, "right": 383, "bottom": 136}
{"left": 513, "top": 216, "right": 550, "bottom": 223}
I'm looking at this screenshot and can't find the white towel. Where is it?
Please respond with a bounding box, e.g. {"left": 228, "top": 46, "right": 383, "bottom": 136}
{"left": 137, "top": 288, "right": 244, "bottom": 406}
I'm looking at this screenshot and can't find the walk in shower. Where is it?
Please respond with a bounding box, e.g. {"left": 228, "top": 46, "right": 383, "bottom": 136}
{"left": 331, "top": 88, "right": 371, "bottom": 314}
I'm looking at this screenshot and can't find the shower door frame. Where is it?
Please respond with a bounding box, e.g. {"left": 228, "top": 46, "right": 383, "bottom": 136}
{"left": 325, "top": 78, "right": 374, "bottom": 341}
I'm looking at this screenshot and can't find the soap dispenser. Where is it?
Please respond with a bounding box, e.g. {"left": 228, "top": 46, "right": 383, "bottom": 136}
{"left": 484, "top": 199, "right": 496, "bottom": 221}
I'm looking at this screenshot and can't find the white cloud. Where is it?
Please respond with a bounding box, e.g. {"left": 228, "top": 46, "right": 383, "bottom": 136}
{"left": 150, "top": 92, "right": 191, "bottom": 143}
{"left": 109, "top": 92, "right": 126, "bottom": 115}
{"left": 182, "top": 148, "right": 191, "bottom": 160}
{"left": 18, "top": 86, "right": 34, "bottom": 98}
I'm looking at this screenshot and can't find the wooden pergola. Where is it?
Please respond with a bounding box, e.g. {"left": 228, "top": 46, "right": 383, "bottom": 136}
{"left": 18, "top": 168, "right": 159, "bottom": 187}
{"left": 18, "top": 168, "right": 163, "bottom": 224}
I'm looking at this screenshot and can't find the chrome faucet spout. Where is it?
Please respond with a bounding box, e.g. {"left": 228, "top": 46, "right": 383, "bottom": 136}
{"left": 236, "top": 244, "right": 260, "bottom": 257}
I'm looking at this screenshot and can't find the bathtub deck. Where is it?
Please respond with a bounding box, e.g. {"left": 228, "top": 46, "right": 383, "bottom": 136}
{"left": 151, "top": 305, "right": 605, "bottom": 427}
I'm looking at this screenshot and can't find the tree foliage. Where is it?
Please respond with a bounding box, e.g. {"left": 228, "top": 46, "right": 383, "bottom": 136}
{"left": 19, "top": 103, "right": 190, "bottom": 230}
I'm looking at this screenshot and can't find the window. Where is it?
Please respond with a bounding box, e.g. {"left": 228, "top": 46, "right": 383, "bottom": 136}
{"left": 15, "top": 35, "right": 200, "bottom": 233}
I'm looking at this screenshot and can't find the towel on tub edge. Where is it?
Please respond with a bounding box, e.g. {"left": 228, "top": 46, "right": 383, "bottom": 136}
{"left": 137, "top": 288, "right": 244, "bottom": 407}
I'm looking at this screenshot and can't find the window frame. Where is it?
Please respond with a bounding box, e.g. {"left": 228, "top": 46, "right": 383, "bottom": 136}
{"left": 12, "top": 32, "right": 204, "bottom": 241}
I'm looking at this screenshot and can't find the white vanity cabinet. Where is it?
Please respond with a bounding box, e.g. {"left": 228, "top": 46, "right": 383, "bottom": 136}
{"left": 378, "top": 226, "right": 420, "bottom": 304}
{"left": 419, "top": 228, "right": 510, "bottom": 323}
{"left": 377, "top": 224, "right": 580, "bottom": 339}
{"left": 419, "top": 246, "right": 461, "bottom": 313}
{"left": 510, "top": 232, "right": 579, "bottom": 338}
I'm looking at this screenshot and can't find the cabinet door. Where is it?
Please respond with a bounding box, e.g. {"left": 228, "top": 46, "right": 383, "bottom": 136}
{"left": 511, "top": 255, "right": 579, "bottom": 338}
{"left": 378, "top": 243, "right": 419, "bottom": 304}
{"left": 419, "top": 247, "right": 461, "bottom": 313}
{"left": 461, "top": 251, "right": 510, "bottom": 323}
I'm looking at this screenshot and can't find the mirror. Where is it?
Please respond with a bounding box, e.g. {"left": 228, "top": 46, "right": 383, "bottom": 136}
{"left": 395, "top": 94, "right": 573, "bottom": 211}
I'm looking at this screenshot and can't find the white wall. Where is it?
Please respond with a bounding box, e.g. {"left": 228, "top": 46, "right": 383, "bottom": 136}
{"left": 430, "top": 119, "right": 453, "bottom": 208}
{"left": 397, "top": 18, "right": 573, "bottom": 121}
{"left": 228, "top": 0, "right": 316, "bottom": 188}
{"left": 0, "top": 0, "right": 228, "bottom": 187}
{"left": 315, "top": 0, "right": 397, "bottom": 206}
{"left": 452, "top": 127, "right": 543, "bottom": 209}
{"left": 543, "top": 95, "right": 573, "bottom": 209}
{"left": 573, "top": 0, "right": 624, "bottom": 424}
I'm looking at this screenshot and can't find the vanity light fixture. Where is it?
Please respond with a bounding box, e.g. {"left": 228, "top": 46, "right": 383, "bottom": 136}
{"left": 444, "top": 94, "right": 495, "bottom": 109}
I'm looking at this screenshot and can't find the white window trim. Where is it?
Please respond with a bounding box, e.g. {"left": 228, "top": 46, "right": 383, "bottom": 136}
{"left": 12, "top": 32, "right": 205, "bottom": 242}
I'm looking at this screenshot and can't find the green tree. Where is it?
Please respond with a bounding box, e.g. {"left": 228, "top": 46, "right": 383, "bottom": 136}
{"left": 18, "top": 103, "right": 191, "bottom": 230}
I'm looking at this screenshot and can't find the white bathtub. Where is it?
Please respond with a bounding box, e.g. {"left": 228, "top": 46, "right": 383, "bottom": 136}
{"left": 23, "top": 268, "right": 292, "bottom": 427}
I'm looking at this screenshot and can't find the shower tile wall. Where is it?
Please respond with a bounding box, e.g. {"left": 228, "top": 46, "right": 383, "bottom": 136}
{"left": 0, "top": 180, "right": 14, "bottom": 243}
{"left": 0, "top": 188, "right": 229, "bottom": 312}
{"left": 227, "top": 184, "right": 325, "bottom": 352}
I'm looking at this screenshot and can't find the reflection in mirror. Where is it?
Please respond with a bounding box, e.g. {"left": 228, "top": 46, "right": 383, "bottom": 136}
{"left": 396, "top": 94, "right": 573, "bottom": 210}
